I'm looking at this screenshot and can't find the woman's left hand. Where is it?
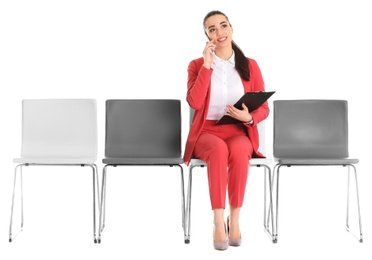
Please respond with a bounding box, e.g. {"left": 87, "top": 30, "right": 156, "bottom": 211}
{"left": 225, "top": 103, "right": 252, "bottom": 123}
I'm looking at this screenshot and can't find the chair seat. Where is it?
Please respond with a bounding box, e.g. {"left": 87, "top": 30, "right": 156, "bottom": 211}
{"left": 102, "top": 157, "right": 184, "bottom": 165}
{"left": 275, "top": 158, "right": 359, "bottom": 165}
{"left": 251, "top": 158, "right": 273, "bottom": 165}
{"left": 190, "top": 157, "right": 273, "bottom": 167}
{"left": 189, "top": 158, "right": 206, "bottom": 166}
{"left": 13, "top": 158, "right": 97, "bottom": 164}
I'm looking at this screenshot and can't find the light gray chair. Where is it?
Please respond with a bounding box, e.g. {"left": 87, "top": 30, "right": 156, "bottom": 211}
{"left": 184, "top": 108, "right": 275, "bottom": 244}
{"left": 10, "top": 99, "right": 100, "bottom": 243}
{"left": 98, "top": 99, "right": 185, "bottom": 243}
{"left": 272, "top": 99, "right": 363, "bottom": 242}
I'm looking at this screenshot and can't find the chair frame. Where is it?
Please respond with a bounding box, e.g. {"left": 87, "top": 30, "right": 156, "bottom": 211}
{"left": 97, "top": 99, "right": 186, "bottom": 243}
{"left": 272, "top": 163, "right": 363, "bottom": 243}
{"left": 9, "top": 99, "right": 100, "bottom": 243}
{"left": 9, "top": 163, "right": 100, "bottom": 243}
{"left": 271, "top": 99, "right": 363, "bottom": 243}
{"left": 98, "top": 164, "right": 185, "bottom": 243}
{"left": 185, "top": 159, "right": 275, "bottom": 244}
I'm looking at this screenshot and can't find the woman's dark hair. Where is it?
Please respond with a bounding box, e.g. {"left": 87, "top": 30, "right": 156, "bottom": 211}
{"left": 203, "top": 10, "right": 250, "bottom": 81}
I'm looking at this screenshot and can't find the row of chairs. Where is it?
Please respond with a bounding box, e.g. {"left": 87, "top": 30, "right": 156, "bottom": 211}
{"left": 9, "top": 98, "right": 363, "bottom": 244}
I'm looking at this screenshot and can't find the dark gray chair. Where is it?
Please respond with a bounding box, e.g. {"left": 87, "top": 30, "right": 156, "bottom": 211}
{"left": 184, "top": 108, "right": 275, "bottom": 244}
{"left": 272, "top": 99, "right": 363, "bottom": 242}
{"left": 98, "top": 99, "right": 185, "bottom": 243}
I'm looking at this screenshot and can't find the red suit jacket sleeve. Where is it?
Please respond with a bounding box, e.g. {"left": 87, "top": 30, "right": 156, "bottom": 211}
{"left": 183, "top": 57, "right": 270, "bottom": 165}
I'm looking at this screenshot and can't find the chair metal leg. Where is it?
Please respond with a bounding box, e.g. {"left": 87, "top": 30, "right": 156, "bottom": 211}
{"left": 262, "top": 164, "right": 276, "bottom": 243}
{"left": 98, "top": 165, "right": 108, "bottom": 243}
{"left": 271, "top": 163, "right": 283, "bottom": 243}
{"left": 98, "top": 164, "right": 185, "bottom": 243}
{"left": 9, "top": 164, "right": 25, "bottom": 242}
{"left": 173, "top": 164, "right": 186, "bottom": 232}
{"left": 184, "top": 165, "right": 198, "bottom": 244}
{"left": 346, "top": 164, "right": 363, "bottom": 242}
{"left": 273, "top": 163, "right": 363, "bottom": 243}
{"left": 89, "top": 164, "right": 100, "bottom": 243}
{"left": 187, "top": 164, "right": 275, "bottom": 244}
{"left": 263, "top": 165, "right": 270, "bottom": 227}
{"left": 10, "top": 163, "right": 101, "bottom": 243}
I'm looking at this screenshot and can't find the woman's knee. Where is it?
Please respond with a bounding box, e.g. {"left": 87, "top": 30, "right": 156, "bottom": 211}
{"left": 209, "top": 140, "right": 229, "bottom": 160}
{"left": 229, "top": 141, "right": 253, "bottom": 161}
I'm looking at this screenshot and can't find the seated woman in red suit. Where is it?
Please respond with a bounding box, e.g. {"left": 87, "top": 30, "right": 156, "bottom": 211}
{"left": 183, "top": 10, "right": 270, "bottom": 250}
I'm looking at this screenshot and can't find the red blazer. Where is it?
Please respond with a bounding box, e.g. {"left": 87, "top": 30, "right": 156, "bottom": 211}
{"left": 183, "top": 57, "right": 270, "bottom": 166}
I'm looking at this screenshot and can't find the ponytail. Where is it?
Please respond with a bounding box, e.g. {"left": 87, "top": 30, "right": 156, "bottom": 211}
{"left": 232, "top": 41, "right": 250, "bottom": 81}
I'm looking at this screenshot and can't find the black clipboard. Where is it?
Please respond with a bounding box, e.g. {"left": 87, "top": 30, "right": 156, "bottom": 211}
{"left": 216, "top": 91, "right": 275, "bottom": 125}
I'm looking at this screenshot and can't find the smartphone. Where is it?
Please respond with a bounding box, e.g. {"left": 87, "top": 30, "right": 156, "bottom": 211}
{"left": 204, "top": 34, "right": 214, "bottom": 53}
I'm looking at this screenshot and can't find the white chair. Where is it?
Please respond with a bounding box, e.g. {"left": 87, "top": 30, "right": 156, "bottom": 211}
{"left": 9, "top": 99, "right": 100, "bottom": 243}
{"left": 184, "top": 108, "right": 275, "bottom": 244}
{"left": 272, "top": 99, "right": 363, "bottom": 242}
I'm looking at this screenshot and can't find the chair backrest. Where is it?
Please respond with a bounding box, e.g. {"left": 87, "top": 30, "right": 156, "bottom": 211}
{"left": 189, "top": 107, "right": 267, "bottom": 155}
{"left": 105, "top": 99, "right": 182, "bottom": 158}
{"left": 21, "top": 99, "right": 98, "bottom": 159}
{"left": 273, "top": 99, "right": 348, "bottom": 159}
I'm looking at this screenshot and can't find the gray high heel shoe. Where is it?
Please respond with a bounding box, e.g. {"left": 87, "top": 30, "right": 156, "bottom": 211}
{"left": 213, "top": 224, "right": 229, "bottom": 251}
{"left": 227, "top": 216, "right": 242, "bottom": 247}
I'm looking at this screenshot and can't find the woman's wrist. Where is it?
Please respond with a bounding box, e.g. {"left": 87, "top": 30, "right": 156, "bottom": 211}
{"left": 244, "top": 119, "right": 253, "bottom": 125}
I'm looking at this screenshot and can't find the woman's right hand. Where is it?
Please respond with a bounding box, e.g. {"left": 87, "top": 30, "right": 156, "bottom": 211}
{"left": 203, "top": 40, "right": 216, "bottom": 69}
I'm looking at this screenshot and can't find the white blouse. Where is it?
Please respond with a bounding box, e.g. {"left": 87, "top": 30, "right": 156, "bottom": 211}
{"left": 206, "top": 51, "right": 244, "bottom": 120}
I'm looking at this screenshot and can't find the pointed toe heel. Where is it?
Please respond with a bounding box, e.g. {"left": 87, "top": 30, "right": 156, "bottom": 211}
{"left": 228, "top": 237, "right": 242, "bottom": 247}
{"left": 227, "top": 216, "right": 242, "bottom": 247}
{"left": 213, "top": 223, "right": 229, "bottom": 251}
{"left": 213, "top": 240, "right": 229, "bottom": 251}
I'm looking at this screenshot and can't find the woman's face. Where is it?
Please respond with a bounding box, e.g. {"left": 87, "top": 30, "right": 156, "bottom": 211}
{"left": 204, "top": 14, "right": 233, "bottom": 48}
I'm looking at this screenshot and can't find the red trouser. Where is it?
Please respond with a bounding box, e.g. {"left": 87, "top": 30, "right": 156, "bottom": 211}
{"left": 193, "top": 120, "right": 253, "bottom": 209}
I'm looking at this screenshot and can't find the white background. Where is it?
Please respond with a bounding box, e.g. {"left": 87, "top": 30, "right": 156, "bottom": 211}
{"left": 1, "top": 0, "right": 371, "bottom": 259}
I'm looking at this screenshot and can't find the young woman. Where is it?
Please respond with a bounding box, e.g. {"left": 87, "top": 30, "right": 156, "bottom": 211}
{"left": 183, "top": 10, "right": 269, "bottom": 250}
